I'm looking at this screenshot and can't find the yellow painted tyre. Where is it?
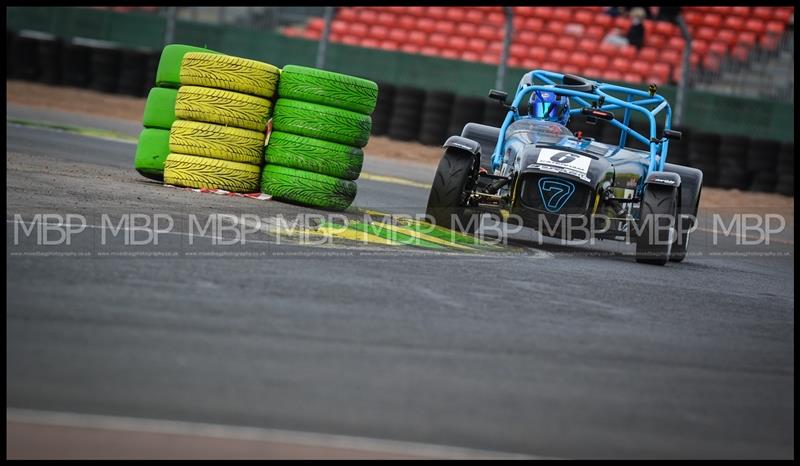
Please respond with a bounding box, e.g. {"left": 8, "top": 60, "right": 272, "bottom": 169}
{"left": 163, "top": 153, "right": 260, "bottom": 192}
{"left": 169, "top": 120, "right": 265, "bottom": 165}
{"left": 175, "top": 86, "right": 272, "bottom": 132}
{"left": 180, "top": 52, "right": 281, "bottom": 99}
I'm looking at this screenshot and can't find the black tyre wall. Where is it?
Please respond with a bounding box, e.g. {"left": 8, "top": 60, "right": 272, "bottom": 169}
{"left": 371, "top": 81, "right": 395, "bottom": 136}
{"left": 61, "top": 42, "right": 93, "bottom": 88}
{"left": 447, "top": 96, "right": 486, "bottom": 137}
{"left": 117, "top": 49, "right": 149, "bottom": 97}
{"left": 419, "top": 89, "right": 455, "bottom": 146}
{"left": 388, "top": 86, "right": 425, "bottom": 141}
{"left": 89, "top": 46, "right": 121, "bottom": 93}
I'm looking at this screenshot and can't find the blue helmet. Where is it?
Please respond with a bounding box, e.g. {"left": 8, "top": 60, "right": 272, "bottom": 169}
{"left": 528, "top": 89, "right": 570, "bottom": 126}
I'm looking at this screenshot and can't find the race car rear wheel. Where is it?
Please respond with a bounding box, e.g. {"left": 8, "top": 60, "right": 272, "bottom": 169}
{"left": 635, "top": 185, "right": 678, "bottom": 265}
{"left": 426, "top": 149, "right": 475, "bottom": 232}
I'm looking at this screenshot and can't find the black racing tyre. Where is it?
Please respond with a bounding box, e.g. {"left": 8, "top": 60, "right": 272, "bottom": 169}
{"left": 664, "top": 163, "right": 703, "bottom": 263}
{"left": 388, "top": 86, "right": 425, "bottom": 141}
{"left": 265, "top": 131, "right": 363, "bottom": 180}
{"left": 10, "top": 32, "right": 41, "bottom": 80}
{"left": 175, "top": 86, "right": 273, "bottom": 132}
{"left": 35, "top": 34, "right": 62, "bottom": 85}
{"left": 419, "top": 89, "right": 455, "bottom": 146}
{"left": 635, "top": 184, "right": 678, "bottom": 265}
{"left": 272, "top": 98, "right": 371, "bottom": 147}
{"left": 260, "top": 164, "right": 357, "bottom": 211}
{"left": 688, "top": 132, "right": 721, "bottom": 166}
{"left": 61, "top": 41, "right": 93, "bottom": 88}
{"left": 448, "top": 96, "right": 486, "bottom": 137}
{"left": 278, "top": 65, "right": 378, "bottom": 114}
{"left": 169, "top": 120, "right": 265, "bottom": 165}
{"left": 163, "top": 153, "right": 261, "bottom": 192}
{"left": 88, "top": 45, "right": 122, "bottom": 93}
{"left": 719, "top": 134, "right": 749, "bottom": 163}
{"left": 117, "top": 49, "right": 149, "bottom": 97}
{"left": 180, "top": 52, "right": 281, "bottom": 99}
{"left": 426, "top": 149, "right": 476, "bottom": 231}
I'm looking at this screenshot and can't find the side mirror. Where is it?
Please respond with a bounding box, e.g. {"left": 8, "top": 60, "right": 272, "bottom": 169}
{"left": 488, "top": 89, "right": 508, "bottom": 104}
{"left": 663, "top": 129, "right": 682, "bottom": 141}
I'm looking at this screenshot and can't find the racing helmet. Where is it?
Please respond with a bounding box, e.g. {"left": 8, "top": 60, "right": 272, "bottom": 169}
{"left": 528, "top": 89, "right": 570, "bottom": 126}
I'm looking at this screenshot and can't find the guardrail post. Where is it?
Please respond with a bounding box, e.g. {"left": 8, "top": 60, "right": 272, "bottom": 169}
{"left": 496, "top": 7, "right": 513, "bottom": 92}
{"left": 315, "top": 6, "right": 335, "bottom": 69}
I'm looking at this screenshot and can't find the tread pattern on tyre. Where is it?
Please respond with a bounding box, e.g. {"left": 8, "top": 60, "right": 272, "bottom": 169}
{"left": 175, "top": 86, "right": 272, "bottom": 132}
{"left": 169, "top": 120, "right": 265, "bottom": 165}
{"left": 164, "top": 153, "right": 260, "bottom": 192}
{"left": 265, "top": 131, "right": 363, "bottom": 180}
{"left": 635, "top": 185, "right": 677, "bottom": 265}
{"left": 260, "top": 164, "right": 357, "bottom": 211}
{"left": 278, "top": 65, "right": 378, "bottom": 115}
{"left": 180, "top": 52, "right": 280, "bottom": 99}
{"left": 272, "top": 98, "right": 371, "bottom": 147}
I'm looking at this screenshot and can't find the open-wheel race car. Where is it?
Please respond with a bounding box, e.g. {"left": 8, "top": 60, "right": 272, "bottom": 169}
{"left": 426, "top": 70, "right": 703, "bottom": 265}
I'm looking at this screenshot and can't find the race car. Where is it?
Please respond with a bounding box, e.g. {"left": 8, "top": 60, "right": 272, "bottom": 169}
{"left": 425, "top": 70, "right": 703, "bottom": 265}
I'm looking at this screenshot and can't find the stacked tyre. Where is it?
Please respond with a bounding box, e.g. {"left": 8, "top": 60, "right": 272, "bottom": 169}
{"left": 746, "top": 139, "right": 781, "bottom": 193}
{"left": 263, "top": 65, "right": 378, "bottom": 211}
{"left": 716, "top": 135, "right": 750, "bottom": 190}
{"left": 163, "top": 51, "right": 281, "bottom": 193}
{"left": 134, "top": 44, "right": 220, "bottom": 181}
{"left": 387, "top": 86, "right": 424, "bottom": 141}
{"left": 371, "top": 81, "right": 395, "bottom": 136}
{"left": 418, "top": 90, "right": 455, "bottom": 146}
{"left": 688, "top": 132, "right": 721, "bottom": 187}
{"left": 447, "top": 95, "right": 486, "bottom": 139}
{"left": 775, "top": 143, "right": 794, "bottom": 196}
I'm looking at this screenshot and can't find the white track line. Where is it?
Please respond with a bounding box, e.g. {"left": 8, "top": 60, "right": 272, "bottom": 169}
{"left": 7, "top": 408, "right": 542, "bottom": 459}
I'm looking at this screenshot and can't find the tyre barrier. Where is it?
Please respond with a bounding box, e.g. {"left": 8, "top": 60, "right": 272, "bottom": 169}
{"left": 746, "top": 139, "right": 781, "bottom": 193}
{"left": 775, "top": 142, "right": 794, "bottom": 196}
{"left": 419, "top": 89, "right": 456, "bottom": 146}
{"left": 717, "top": 135, "right": 750, "bottom": 190}
{"left": 370, "top": 81, "right": 395, "bottom": 136}
{"left": 388, "top": 86, "right": 425, "bottom": 141}
{"left": 688, "top": 132, "right": 721, "bottom": 188}
{"left": 447, "top": 95, "right": 486, "bottom": 138}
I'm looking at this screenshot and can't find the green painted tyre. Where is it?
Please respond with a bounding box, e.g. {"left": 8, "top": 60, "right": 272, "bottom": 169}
{"left": 142, "top": 87, "right": 177, "bottom": 130}
{"left": 155, "top": 44, "right": 219, "bottom": 88}
{"left": 265, "top": 131, "right": 363, "bottom": 180}
{"left": 278, "top": 65, "right": 378, "bottom": 115}
{"left": 134, "top": 128, "right": 170, "bottom": 180}
{"left": 272, "top": 98, "right": 371, "bottom": 148}
{"left": 260, "top": 164, "right": 357, "bottom": 211}
{"left": 170, "top": 120, "right": 264, "bottom": 165}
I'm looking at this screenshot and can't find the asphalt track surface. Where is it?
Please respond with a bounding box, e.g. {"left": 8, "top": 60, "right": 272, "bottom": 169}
{"left": 6, "top": 106, "right": 795, "bottom": 459}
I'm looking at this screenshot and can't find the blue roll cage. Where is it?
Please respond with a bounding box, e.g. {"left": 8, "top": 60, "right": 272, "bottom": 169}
{"left": 490, "top": 70, "right": 673, "bottom": 178}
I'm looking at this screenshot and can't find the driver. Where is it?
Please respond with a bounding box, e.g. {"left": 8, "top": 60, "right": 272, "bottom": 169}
{"left": 528, "top": 89, "right": 571, "bottom": 126}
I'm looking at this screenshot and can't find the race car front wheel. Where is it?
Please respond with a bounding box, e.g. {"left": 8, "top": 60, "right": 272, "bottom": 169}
{"left": 426, "top": 149, "right": 475, "bottom": 232}
{"left": 635, "top": 185, "right": 678, "bottom": 265}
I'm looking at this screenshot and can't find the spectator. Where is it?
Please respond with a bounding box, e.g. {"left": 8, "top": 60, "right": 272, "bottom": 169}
{"left": 604, "top": 7, "right": 628, "bottom": 17}
{"left": 603, "top": 28, "right": 629, "bottom": 47}
{"left": 626, "top": 7, "right": 646, "bottom": 50}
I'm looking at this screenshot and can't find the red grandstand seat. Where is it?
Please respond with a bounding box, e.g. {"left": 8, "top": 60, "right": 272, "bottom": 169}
{"left": 589, "top": 54, "right": 607, "bottom": 70}
{"left": 349, "top": 23, "right": 368, "bottom": 37}
{"left": 695, "top": 27, "right": 716, "bottom": 42}
{"left": 683, "top": 11, "right": 702, "bottom": 26}
{"left": 702, "top": 14, "right": 722, "bottom": 28}
{"left": 524, "top": 17, "right": 544, "bottom": 32}
{"left": 388, "top": 29, "right": 407, "bottom": 43}
{"left": 630, "top": 61, "right": 649, "bottom": 76}
{"left": 662, "top": 49, "right": 681, "bottom": 66}
{"left": 447, "top": 36, "right": 468, "bottom": 50}
{"left": 708, "top": 41, "right": 728, "bottom": 56}
{"left": 614, "top": 16, "right": 632, "bottom": 31}
{"left": 303, "top": 28, "right": 321, "bottom": 40}
{"left": 331, "top": 21, "right": 348, "bottom": 35}
{"left": 585, "top": 25, "right": 605, "bottom": 40}
{"left": 438, "top": 21, "right": 456, "bottom": 35}
{"left": 610, "top": 57, "right": 631, "bottom": 74}
{"left": 730, "top": 7, "right": 751, "bottom": 17}
{"left": 478, "top": 25, "right": 501, "bottom": 41}
{"left": 529, "top": 46, "right": 547, "bottom": 62}
{"left": 730, "top": 45, "right": 749, "bottom": 62}
{"left": 562, "top": 64, "right": 581, "bottom": 76}
{"left": 667, "top": 36, "right": 685, "bottom": 50}
{"left": 400, "top": 44, "right": 419, "bottom": 54}
{"left": 760, "top": 32, "right": 781, "bottom": 52}
{"left": 655, "top": 21, "right": 676, "bottom": 37}
{"left": 462, "top": 51, "right": 480, "bottom": 62}
{"left": 744, "top": 18, "right": 766, "bottom": 35}
{"left": 552, "top": 7, "right": 572, "bottom": 22}
{"left": 329, "top": 32, "right": 342, "bottom": 42}
{"left": 651, "top": 63, "right": 670, "bottom": 83}
{"left": 570, "top": 51, "right": 590, "bottom": 68}
{"left": 619, "top": 45, "right": 637, "bottom": 60}
{"left": 702, "top": 54, "right": 721, "bottom": 72}
{"left": 774, "top": 7, "right": 794, "bottom": 23}
{"left": 446, "top": 8, "right": 466, "bottom": 22}
{"left": 441, "top": 49, "right": 460, "bottom": 60}
{"left": 557, "top": 36, "right": 577, "bottom": 50}
{"left": 723, "top": 16, "right": 745, "bottom": 31}
{"left": 376, "top": 12, "right": 395, "bottom": 27}
{"left": 537, "top": 33, "right": 557, "bottom": 48}
{"left": 531, "top": 6, "right": 554, "bottom": 18}
{"left": 417, "top": 18, "right": 436, "bottom": 34}
{"left": 468, "top": 38, "right": 488, "bottom": 53}
{"left": 690, "top": 52, "right": 701, "bottom": 67}
{"left": 340, "top": 35, "right": 360, "bottom": 46}
{"left": 420, "top": 46, "right": 439, "bottom": 56}
{"left": 737, "top": 31, "right": 757, "bottom": 47}
{"left": 465, "top": 9, "right": 484, "bottom": 24}
{"left": 481, "top": 54, "right": 498, "bottom": 65}
{"left": 429, "top": 33, "right": 447, "bottom": 48}
{"left": 646, "top": 34, "right": 666, "bottom": 49}
{"left": 487, "top": 41, "right": 503, "bottom": 55}
{"left": 550, "top": 49, "right": 569, "bottom": 66}
{"left": 515, "top": 6, "right": 536, "bottom": 17}
{"left": 407, "top": 30, "right": 426, "bottom": 46}
{"left": 765, "top": 21, "right": 786, "bottom": 35}
{"left": 405, "top": 6, "right": 424, "bottom": 16}
{"left": 523, "top": 59, "right": 541, "bottom": 70}
{"left": 399, "top": 15, "right": 416, "bottom": 29}
{"left": 457, "top": 23, "right": 475, "bottom": 36}
{"left": 517, "top": 30, "right": 537, "bottom": 46}
{"left": 427, "top": 7, "right": 447, "bottom": 20}
{"left": 487, "top": 12, "right": 505, "bottom": 26}
{"left": 307, "top": 18, "right": 324, "bottom": 31}
{"left": 368, "top": 25, "right": 388, "bottom": 41}
{"left": 573, "top": 10, "right": 593, "bottom": 26}
{"left": 385, "top": 6, "right": 406, "bottom": 15}
{"left": 576, "top": 38, "right": 598, "bottom": 54}
{"left": 381, "top": 41, "right": 399, "bottom": 51}
{"left": 509, "top": 56, "right": 523, "bottom": 67}
{"left": 604, "top": 69, "right": 623, "bottom": 82}
{"left": 359, "top": 9, "right": 378, "bottom": 23}
{"left": 594, "top": 14, "right": 612, "bottom": 28}
{"left": 692, "top": 39, "right": 708, "bottom": 56}
{"left": 361, "top": 38, "right": 380, "bottom": 49}
{"left": 583, "top": 67, "right": 603, "bottom": 79}
{"left": 623, "top": 72, "right": 641, "bottom": 84}
{"left": 546, "top": 20, "right": 566, "bottom": 35}
{"left": 752, "top": 7, "right": 773, "bottom": 20}
{"left": 637, "top": 47, "right": 658, "bottom": 63}
{"left": 338, "top": 8, "right": 358, "bottom": 22}
{"left": 510, "top": 43, "right": 528, "bottom": 60}
{"left": 281, "top": 27, "right": 303, "bottom": 38}
{"left": 716, "top": 29, "right": 737, "bottom": 48}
